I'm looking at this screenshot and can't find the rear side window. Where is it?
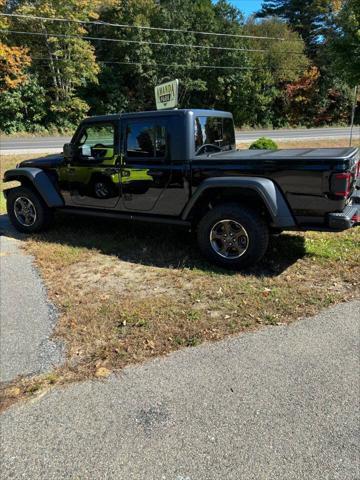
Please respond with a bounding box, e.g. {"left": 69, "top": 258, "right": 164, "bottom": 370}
{"left": 126, "top": 121, "right": 168, "bottom": 161}
{"left": 194, "top": 116, "right": 235, "bottom": 154}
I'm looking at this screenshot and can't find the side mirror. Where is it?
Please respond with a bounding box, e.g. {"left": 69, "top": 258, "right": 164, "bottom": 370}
{"left": 63, "top": 143, "right": 75, "bottom": 159}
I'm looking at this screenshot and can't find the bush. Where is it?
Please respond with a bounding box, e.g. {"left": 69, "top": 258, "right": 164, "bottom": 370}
{"left": 249, "top": 137, "right": 278, "bottom": 150}
{"left": 0, "top": 75, "right": 46, "bottom": 134}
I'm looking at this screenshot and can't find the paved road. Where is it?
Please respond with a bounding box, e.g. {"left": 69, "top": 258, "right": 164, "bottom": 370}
{"left": 1, "top": 300, "right": 359, "bottom": 479}
{"left": 237, "top": 126, "right": 359, "bottom": 142}
{"left": 0, "top": 136, "right": 71, "bottom": 153}
{"left": 0, "top": 220, "right": 63, "bottom": 382}
{"left": 0, "top": 126, "right": 358, "bottom": 154}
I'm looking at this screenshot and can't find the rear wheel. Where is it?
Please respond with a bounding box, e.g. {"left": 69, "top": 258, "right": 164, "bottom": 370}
{"left": 197, "top": 203, "right": 269, "bottom": 269}
{"left": 6, "top": 186, "right": 53, "bottom": 233}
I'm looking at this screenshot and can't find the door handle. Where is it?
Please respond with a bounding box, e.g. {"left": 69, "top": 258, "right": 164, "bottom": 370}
{"left": 121, "top": 170, "right": 130, "bottom": 177}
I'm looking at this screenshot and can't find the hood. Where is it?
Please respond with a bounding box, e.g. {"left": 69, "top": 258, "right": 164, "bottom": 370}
{"left": 19, "top": 154, "right": 64, "bottom": 169}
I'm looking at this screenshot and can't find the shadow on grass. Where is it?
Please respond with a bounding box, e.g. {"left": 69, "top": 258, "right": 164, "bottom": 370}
{"left": 0, "top": 212, "right": 306, "bottom": 277}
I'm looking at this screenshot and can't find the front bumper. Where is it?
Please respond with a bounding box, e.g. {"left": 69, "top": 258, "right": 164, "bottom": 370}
{"left": 328, "top": 189, "right": 360, "bottom": 230}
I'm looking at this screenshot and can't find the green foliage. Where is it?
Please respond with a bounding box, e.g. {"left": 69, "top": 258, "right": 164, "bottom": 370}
{"left": 0, "top": 0, "right": 356, "bottom": 133}
{"left": 257, "top": 0, "right": 359, "bottom": 125}
{"left": 249, "top": 137, "right": 278, "bottom": 150}
{"left": 278, "top": 66, "right": 355, "bottom": 126}
{"left": 257, "top": 0, "right": 335, "bottom": 57}
{"left": 6, "top": 0, "right": 100, "bottom": 128}
{"left": 326, "top": 0, "right": 360, "bottom": 87}
{"left": 228, "top": 17, "right": 308, "bottom": 127}
{"left": 0, "top": 75, "right": 47, "bottom": 133}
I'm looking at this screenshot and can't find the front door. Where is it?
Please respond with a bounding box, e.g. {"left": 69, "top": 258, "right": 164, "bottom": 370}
{"left": 66, "top": 121, "right": 120, "bottom": 208}
{"left": 121, "top": 118, "right": 172, "bottom": 211}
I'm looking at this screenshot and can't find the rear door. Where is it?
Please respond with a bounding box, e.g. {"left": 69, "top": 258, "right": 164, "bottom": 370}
{"left": 121, "top": 118, "right": 172, "bottom": 211}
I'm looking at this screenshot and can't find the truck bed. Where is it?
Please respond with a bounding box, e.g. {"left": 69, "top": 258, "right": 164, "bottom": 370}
{"left": 191, "top": 147, "right": 359, "bottom": 227}
{"left": 204, "top": 147, "right": 358, "bottom": 162}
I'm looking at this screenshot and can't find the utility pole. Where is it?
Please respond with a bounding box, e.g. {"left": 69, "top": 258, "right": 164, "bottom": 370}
{"left": 349, "top": 85, "right": 358, "bottom": 146}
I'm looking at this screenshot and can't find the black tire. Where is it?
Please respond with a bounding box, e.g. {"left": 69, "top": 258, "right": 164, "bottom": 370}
{"left": 197, "top": 203, "right": 269, "bottom": 269}
{"left": 6, "top": 186, "right": 54, "bottom": 233}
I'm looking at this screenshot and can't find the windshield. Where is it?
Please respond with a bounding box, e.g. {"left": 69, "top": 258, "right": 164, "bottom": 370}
{"left": 194, "top": 116, "right": 235, "bottom": 155}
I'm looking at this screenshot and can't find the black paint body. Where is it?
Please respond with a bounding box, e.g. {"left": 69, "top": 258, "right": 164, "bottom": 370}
{"left": 11, "top": 109, "right": 360, "bottom": 229}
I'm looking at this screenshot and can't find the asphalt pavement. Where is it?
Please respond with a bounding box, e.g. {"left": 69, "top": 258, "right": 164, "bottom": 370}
{"left": 1, "top": 300, "right": 359, "bottom": 479}
{"left": 1, "top": 126, "right": 358, "bottom": 154}
{"left": 236, "top": 126, "right": 359, "bottom": 141}
{"left": 0, "top": 221, "right": 63, "bottom": 382}
{"left": 0, "top": 136, "right": 71, "bottom": 155}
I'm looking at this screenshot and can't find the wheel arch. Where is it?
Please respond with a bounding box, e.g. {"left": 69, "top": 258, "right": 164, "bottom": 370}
{"left": 181, "top": 177, "right": 295, "bottom": 228}
{"left": 3, "top": 168, "right": 64, "bottom": 208}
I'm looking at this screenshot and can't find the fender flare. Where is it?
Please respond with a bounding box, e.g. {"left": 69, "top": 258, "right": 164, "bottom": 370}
{"left": 3, "top": 168, "right": 64, "bottom": 208}
{"left": 181, "top": 177, "right": 296, "bottom": 228}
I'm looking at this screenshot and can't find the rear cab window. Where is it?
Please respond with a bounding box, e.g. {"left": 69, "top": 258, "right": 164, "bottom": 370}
{"left": 125, "top": 120, "right": 168, "bottom": 162}
{"left": 194, "top": 116, "right": 235, "bottom": 155}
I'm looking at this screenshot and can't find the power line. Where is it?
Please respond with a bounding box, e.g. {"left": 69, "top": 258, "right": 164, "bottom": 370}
{"left": 102, "top": 61, "right": 256, "bottom": 70}
{"left": 32, "top": 57, "right": 260, "bottom": 71}
{"left": 0, "top": 29, "right": 272, "bottom": 53}
{"left": 0, "top": 29, "right": 305, "bottom": 55}
{"left": 0, "top": 12, "right": 292, "bottom": 41}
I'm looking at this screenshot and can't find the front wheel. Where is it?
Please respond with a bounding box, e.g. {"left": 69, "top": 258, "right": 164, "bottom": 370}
{"left": 197, "top": 203, "right": 269, "bottom": 269}
{"left": 6, "top": 186, "right": 53, "bottom": 233}
{"left": 90, "top": 176, "right": 117, "bottom": 199}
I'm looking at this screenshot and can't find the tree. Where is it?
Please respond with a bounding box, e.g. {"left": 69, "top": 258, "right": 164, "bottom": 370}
{"left": 86, "top": 0, "right": 218, "bottom": 114}
{"left": 0, "top": 0, "right": 31, "bottom": 91}
{"left": 326, "top": 0, "right": 360, "bottom": 86}
{"left": 226, "top": 18, "right": 308, "bottom": 127}
{"left": 257, "top": 0, "right": 336, "bottom": 57}
{"left": 7, "top": 0, "right": 101, "bottom": 126}
{"left": 85, "top": 0, "right": 307, "bottom": 128}
{"left": 0, "top": 75, "right": 47, "bottom": 133}
{"left": 257, "top": 0, "right": 358, "bottom": 126}
{"left": 0, "top": 42, "right": 31, "bottom": 91}
{"left": 2, "top": 0, "right": 334, "bottom": 131}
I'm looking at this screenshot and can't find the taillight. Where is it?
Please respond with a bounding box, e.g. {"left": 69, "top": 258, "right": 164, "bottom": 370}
{"left": 331, "top": 172, "right": 353, "bottom": 197}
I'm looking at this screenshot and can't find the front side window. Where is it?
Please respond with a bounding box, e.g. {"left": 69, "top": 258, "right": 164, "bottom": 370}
{"left": 194, "top": 116, "right": 235, "bottom": 155}
{"left": 76, "top": 123, "right": 115, "bottom": 161}
{"left": 126, "top": 121, "right": 167, "bottom": 160}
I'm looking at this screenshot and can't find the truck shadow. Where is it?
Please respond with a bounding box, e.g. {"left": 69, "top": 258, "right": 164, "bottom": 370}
{"left": 0, "top": 213, "right": 306, "bottom": 277}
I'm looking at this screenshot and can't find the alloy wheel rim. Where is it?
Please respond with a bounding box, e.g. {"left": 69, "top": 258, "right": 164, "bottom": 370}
{"left": 14, "top": 196, "right": 37, "bottom": 227}
{"left": 94, "top": 182, "right": 109, "bottom": 198}
{"left": 210, "top": 219, "right": 249, "bottom": 259}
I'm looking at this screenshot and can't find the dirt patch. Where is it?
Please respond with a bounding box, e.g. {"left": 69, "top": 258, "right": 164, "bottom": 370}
{"left": 1, "top": 153, "right": 359, "bottom": 412}
{"left": 65, "top": 255, "right": 183, "bottom": 299}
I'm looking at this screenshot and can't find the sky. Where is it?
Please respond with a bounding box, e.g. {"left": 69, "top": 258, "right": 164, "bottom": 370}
{"left": 227, "top": 0, "right": 264, "bottom": 17}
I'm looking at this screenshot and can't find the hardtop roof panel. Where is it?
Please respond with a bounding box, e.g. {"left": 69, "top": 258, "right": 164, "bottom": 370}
{"left": 82, "top": 109, "right": 233, "bottom": 123}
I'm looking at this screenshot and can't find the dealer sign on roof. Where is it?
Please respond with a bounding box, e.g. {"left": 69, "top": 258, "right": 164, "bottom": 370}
{"left": 155, "top": 79, "right": 179, "bottom": 110}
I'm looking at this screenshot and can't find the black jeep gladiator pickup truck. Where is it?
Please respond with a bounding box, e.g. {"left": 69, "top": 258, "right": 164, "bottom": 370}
{"left": 3, "top": 109, "right": 360, "bottom": 269}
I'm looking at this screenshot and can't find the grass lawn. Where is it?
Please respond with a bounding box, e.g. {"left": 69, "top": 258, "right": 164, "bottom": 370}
{"left": 1, "top": 141, "right": 359, "bottom": 410}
